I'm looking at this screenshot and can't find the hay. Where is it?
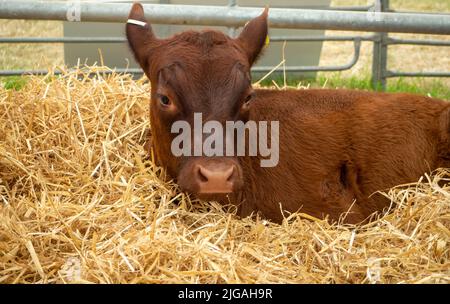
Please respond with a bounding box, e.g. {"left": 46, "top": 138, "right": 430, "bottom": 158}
{"left": 0, "top": 66, "right": 449, "bottom": 284}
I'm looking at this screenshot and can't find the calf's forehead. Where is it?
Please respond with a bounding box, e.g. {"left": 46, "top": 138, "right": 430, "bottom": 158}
{"left": 151, "top": 35, "right": 248, "bottom": 76}
{"left": 154, "top": 53, "right": 250, "bottom": 105}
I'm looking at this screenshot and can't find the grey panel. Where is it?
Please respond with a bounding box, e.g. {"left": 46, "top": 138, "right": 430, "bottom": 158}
{"left": 63, "top": 0, "right": 331, "bottom": 78}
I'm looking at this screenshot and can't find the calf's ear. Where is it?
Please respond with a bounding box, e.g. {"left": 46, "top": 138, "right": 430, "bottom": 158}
{"left": 236, "top": 7, "right": 269, "bottom": 66}
{"left": 126, "top": 3, "right": 159, "bottom": 73}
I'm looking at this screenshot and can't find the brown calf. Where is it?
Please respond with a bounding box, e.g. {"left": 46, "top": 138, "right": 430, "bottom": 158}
{"left": 126, "top": 3, "right": 450, "bottom": 224}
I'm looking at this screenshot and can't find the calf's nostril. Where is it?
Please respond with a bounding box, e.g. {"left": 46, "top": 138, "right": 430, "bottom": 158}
{"left": 225, "top": 166, "right": 236, "bottom": 182}
{"left": 197, "top": 166, "right": 209, "bottom": 183}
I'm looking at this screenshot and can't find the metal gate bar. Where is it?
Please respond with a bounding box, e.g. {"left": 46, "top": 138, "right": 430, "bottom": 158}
{"left": 0, "top": 39, "right": 359, "bottom": 77}
{"left": 0, "top": 34, "right": 377, "bottom": 44}
{"left": 387, "top": 38, "right": 450, "bottom": 46}
{"left": 1, "top": 1, "right": 449, "bottom": 34}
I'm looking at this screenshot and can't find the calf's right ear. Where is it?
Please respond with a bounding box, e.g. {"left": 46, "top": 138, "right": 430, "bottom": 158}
{"left": 126, "top": 3, "right": 159, "bottom": 73}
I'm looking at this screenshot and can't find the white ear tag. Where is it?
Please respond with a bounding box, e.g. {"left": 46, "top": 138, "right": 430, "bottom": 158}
{"left": 127, "top": 19, "right": 147, "bottom": 27}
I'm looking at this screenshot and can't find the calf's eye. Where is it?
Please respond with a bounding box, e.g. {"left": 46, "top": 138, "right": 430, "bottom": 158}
{"left": 159, "top": 95, "right": 171, "bottom": 106}
{"left": 244, "top": 93, "right": 253, "bottom": 104}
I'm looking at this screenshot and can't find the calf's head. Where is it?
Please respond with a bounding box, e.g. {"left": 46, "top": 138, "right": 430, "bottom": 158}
{"left": 126, "top": 3, "right": 268, "bottom": 200}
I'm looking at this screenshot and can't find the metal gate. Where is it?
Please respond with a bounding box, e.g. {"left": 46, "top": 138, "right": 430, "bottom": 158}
{"left": 0, "top": 0, "right": 449, "bottom": 90}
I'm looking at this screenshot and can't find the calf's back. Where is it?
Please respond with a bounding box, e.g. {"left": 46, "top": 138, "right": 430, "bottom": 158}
{"left": 239, "top": 89, "right": 450, "bottom": 223}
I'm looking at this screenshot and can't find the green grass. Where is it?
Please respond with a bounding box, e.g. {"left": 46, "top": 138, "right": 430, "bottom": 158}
{"left": 259, "top": 73, "right": 450, "bottom": 100}
{"left": 316, "top": 75, "right": 450, "bottom": 100}
{"left": 1, "top": 75, "right": 60, "bottom": 91}
{"left": 2, "top": 76, "right": 28, "bottom": 91}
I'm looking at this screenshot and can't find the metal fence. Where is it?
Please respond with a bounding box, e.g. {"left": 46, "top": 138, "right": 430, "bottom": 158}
{"left": 0, "top": 0, "right": 449, "bottom": 90}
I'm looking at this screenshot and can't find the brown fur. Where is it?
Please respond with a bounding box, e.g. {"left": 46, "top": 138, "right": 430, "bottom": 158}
{"left": 126, "top": 3, "right": 450, "bottom": 224}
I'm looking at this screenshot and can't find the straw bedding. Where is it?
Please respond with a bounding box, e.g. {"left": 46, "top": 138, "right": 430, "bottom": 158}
{"left": 0, "top": 67, "right": 449, "bottom": 284}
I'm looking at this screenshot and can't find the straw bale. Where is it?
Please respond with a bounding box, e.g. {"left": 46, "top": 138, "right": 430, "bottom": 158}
{"left": 0, "top": 67, "right": 449, "bottom": 283}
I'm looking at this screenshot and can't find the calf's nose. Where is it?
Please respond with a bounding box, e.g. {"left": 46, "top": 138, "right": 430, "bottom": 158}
{"left": 195, "top": 163, "right": 237, "bottom": 194}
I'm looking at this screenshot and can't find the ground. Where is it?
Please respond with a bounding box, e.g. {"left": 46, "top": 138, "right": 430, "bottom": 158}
{"left": 319, "top": 0, "right": 450, "bottom": 83}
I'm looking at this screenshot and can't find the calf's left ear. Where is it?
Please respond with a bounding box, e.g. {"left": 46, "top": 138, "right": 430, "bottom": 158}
{"left": 236, "top": 7, "right": 269, "bottom": 66}
{"left": 126, "top": 3, "right": 160, "bottom": 74}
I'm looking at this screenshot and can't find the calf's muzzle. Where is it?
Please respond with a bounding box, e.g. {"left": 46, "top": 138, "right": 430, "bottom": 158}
{"left": 178, "top": 157, "right": 244, "bottom": 197}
